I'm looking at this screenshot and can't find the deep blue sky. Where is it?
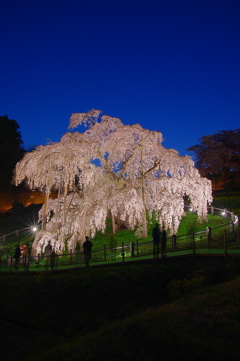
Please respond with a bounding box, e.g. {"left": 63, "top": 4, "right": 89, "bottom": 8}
{"left": 1, "top": 0, "right": 240, "bottom": 156}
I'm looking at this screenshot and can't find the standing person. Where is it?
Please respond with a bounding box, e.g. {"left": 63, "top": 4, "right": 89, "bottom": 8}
{"left": 152, "top": 223, "right": 161, "bottom": 258}
{"left": 44, "top": 241, "right": 52, "bottom": 256}
{"left": 161, "top": 226, "right": 167, "bottom": 256}
{"left": 13, "top": 245, "right": 21, "bottom": 269}
{"left": 44, "top": 241, "right": 53, "bottom": 267}
{"left": 21, "top": 245, "right": 29, "bottom": 267}
{"left": 83, "top": 236, "right": 93, "bottom": 267}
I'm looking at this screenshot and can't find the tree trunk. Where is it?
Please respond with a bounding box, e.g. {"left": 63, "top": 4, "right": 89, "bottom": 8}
{"left": 42, "top": 161, "right": 52, "bottom": 230}
{"left": 56, "top": 182, "right": 61, "bottom": 213}
{"left": 63, "top": 182, "right": 68, "bottom": 226}
{"left": 42, "top": 190, "right": 49, "bottom": 230}
{"left": 140, "top": 145, "right": 148, "bottom": 238}
{"left": 111, "top": 212, "right": 116, "bottom": 234}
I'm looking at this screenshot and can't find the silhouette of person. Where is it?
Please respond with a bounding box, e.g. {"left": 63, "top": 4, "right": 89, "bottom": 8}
{"left": 83, "top": 236, "right": 93, "bottom": 267}
{"left": 21, "top": 245, "right": 29, "bottom": 267}
{"left": 44, "top": 241, "right": 53, "bottom": 267}
{"left": 161, "top": 226, "right": 167, "bottom": 256}
{"left": 44, "top": 241, "right": 52, "bottom": 256}
{"left": 152, "top": 223, "right": 161, "bottom": 258}
{"left": 13, "top": 245, "right": 21, "bottom": 269}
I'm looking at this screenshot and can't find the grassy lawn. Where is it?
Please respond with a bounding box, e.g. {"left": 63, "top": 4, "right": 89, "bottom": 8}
{"left": 1, "top": 256, "right": 240, "bottom": 360}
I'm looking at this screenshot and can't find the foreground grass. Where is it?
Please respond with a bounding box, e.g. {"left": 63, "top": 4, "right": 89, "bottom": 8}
{"left": 1, "top": 256, "right": 240, "bottom": 360}
{"left": 33, "top": 278, "right": 240, "bottom": 361}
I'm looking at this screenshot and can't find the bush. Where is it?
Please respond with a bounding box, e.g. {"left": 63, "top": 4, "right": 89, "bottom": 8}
{"left": 168, "top": 274, "right": 205, "bottom": 299}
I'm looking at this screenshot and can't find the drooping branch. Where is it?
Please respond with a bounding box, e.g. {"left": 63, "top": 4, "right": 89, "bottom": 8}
{"left": 14, "top": 109, "right": 212, "bottom": 254}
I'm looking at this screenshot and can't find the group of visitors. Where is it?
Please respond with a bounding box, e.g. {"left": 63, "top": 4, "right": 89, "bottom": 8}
{"left": 13, "top": 245, "right": 21, "bottom": 269}
{"left": 43, "top": 237, "right": 92, "bottom": 268}
{"left": 81, "top": 225, "right": 166, "bottom": 265}
{"left": 13, "top": 225, "right": 166, "bottom": 269}
{"left": 13, "top": 244, "right": 29, "bottom": 269}
{"left": 152, "top": 223, "right": 167, "bottom": 258}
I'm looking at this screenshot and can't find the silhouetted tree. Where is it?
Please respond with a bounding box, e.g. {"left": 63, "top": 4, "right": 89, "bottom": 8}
{"left": 187, "top": 129, "right": 240, "bottom": 190}
{"left": 0, "top": 116, "right": 24, "bottom": 191}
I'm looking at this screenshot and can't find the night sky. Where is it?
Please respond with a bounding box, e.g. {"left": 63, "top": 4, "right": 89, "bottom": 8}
{"left": 1, "top": 0, "right": 240, "bottom": 156}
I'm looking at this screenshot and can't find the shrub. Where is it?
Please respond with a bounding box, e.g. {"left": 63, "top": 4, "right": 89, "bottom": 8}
{"left": 168, "top": 274, "right": 205, "bottom": 299}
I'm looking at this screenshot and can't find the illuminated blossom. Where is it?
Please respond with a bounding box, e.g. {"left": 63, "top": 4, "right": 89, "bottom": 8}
{"left": 14, "top": 110, "right": 212, "bottom": 255}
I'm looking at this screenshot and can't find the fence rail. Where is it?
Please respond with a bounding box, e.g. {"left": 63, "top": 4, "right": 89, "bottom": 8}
{"left": 0, "top": 227, "right": 34, "bottom": 242}
{"left": 0, "top": 205, "right": 239, "bottom": 274}
{"left": 1, "top": 223, "right": 240, "bottom": 274}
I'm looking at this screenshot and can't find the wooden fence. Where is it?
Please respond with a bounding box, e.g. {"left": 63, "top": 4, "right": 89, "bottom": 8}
{"left": 0, "top": 205, "right": 239, "bottom": 273}
{"left": 1, "top": 221, "right": 240, "bottom": 273}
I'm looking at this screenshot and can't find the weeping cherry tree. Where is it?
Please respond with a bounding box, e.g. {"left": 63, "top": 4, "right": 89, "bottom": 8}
{"left": 14, "top": 109, "right": 212, "bottom": 255}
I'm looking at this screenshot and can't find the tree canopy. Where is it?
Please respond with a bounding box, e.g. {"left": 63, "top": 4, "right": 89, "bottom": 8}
{"left": 0, "top": 115, "right": 24, "bottom": 191}
{"left": 187, "top": 129, "right": 240, "bottom": 190}
{"left": 14, "top": 110, "right": 212, "bottom": 255}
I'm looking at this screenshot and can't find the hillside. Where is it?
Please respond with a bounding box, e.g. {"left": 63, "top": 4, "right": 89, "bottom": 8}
{"left": 1, "top": 256, "right": 240, "bottom": 360}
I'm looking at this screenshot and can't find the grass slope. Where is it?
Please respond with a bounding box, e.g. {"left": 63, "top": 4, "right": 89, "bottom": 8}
{"left": 35, "top": 278, "right": 240, "bottom": 361}
{"left": 1, "top": 257, "right": 240, "bottom": 360}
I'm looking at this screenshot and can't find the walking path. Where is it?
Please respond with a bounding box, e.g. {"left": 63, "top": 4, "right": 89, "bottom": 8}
{"left": 1, "top": 248, "right": 240, "bottom": 274}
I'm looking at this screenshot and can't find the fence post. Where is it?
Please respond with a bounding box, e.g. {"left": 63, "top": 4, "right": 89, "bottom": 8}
{"left": 27, "top": 254, "right": 30, "bottom": 273}
{"left": 130, "top": 242, "right": 134, "bottom": 257}
{"left": 51, "top": 251, "right": 55, "bottom": 272}
{"left": 230, "top": 220, "right": 234, "bottom": 233}
{"left": 104, "top": 245, "right": 106, "bottom": 261}
{"left": 211, "top": 206, "right": 214, "bottom": 215}
{"left": 192, "top": 233, "right": 196, "bottom": 257}
{"left": 16, "top": 230, "right": 19, "bottom": 236}
{"left": 224, "top": 229, "right": 227, "bottom": 259}
{"left": 207, "top": 227, "right": 211, "bottom": 249}
{"left": 3, "top": 235, "right": 5, "bottom": 242}
{"left": 10, "top": 255, "right": 12, "bottom": 273}
{"left": 121, "top": 242, "right": 124, "bottom": 264}
{"left": 172, "top": 235, "right": 176, "bottom": 251}
{"left": 171, "top": 236, "right": 174, "bottom": 252}
{"left": 160, "top": 238, "right": 163, "bottom": 260}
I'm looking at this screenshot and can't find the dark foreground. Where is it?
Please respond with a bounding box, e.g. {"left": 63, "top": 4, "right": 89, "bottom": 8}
{"left": 1, "top": 256, "right": 240, "bottom": 361}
